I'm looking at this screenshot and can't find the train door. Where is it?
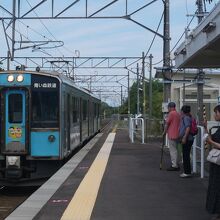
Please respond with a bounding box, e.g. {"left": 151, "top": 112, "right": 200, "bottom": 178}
{"left": 63, "top": 92, "right": 70, "bottom": 152}
{"left": 4, "top": 90, "right": 27, "bottom": 152}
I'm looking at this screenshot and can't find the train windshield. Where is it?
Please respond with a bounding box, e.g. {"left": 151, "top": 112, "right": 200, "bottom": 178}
{"left": 8, "top": 94, "right": 23, "bottom": 123}
{"left": 31, "top": 91, "right": 59, "bottom": 128}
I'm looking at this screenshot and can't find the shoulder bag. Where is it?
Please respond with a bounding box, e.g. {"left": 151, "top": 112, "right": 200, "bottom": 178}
{"left": 207, "top": 148, "right": 220, "bottom": 165}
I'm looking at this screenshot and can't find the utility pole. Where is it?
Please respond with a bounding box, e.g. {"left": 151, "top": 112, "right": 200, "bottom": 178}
{"left": 128, "top": 71, "right": 130, "bottom": 116}
{"left": 149, "top": 54, "right": 153, "bottom": 119}
{"left": 197, "top": 0, "right": 204, "bottom": 23}
{"left": 137, "top": 63, "right": 140, "bottom": 115}
{"left": 7, "top": 51, "right": 10, "bottom": 70}
{"left": 121, "top": 85, "right": 123, "bottom": 107}
{"left": 142, "top": 52, "right": 147, "bottom": 142}
{"left": 183, "top": 69, "right": 186, "bottom": 105}
{"left": 12, "top": 0, "right": 16, "bottom": 61}
{"left": 142, "top": 52, "right": 146, "bottom": 119}
{"left": 163, "top": 0, "right": 171, "bottom": 103}
{"left": 72, "top": 57, "right": 75, "bottom": 80}
{"left": 196, "top": 0, "right": 205, "bottom": 124}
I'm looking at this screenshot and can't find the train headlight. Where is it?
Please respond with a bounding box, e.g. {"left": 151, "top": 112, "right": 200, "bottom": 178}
{"left": 7, "top": 75, "right": 14, "bottom": 82}
{"left": 6, "top": 156, "right": 20, "bottom": 167}
{"left": 17, "top": 74, "right": 24, "bottom": 82}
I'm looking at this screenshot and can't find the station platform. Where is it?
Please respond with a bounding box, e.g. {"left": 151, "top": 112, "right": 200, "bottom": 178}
{"left": 6, "top": 128, "right": 212, "bottom": 220}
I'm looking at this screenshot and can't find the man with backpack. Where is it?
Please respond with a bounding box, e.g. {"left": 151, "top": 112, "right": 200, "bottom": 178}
{"left": 179, "top": 105, "right": 197, "bottom": 178}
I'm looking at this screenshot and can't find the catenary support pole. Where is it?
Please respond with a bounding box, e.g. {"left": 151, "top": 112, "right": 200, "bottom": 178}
{"left": 149, "top": 54, "right": 153, "bottom": 118}
{"left": 163, "top": 0, "right": 171, "bottom": 103}
{"left": 12, "top": 0, "right": 16, "bottom": 61}
{"left": 121, "top": 85, "right": 123, "bottom": 107}
{"left": 142, "top": 52, "right": 146, "bottom": 119}
{"left": 128, "top": 71, "right": 130, "bottom": 116}
{"left": 137, "top": 63, "right": 140, "bottom": 115}
{"left": 197, "top": 0, "right": 205, "bottom": 125}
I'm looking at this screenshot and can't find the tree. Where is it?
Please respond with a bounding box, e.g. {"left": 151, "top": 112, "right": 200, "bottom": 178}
{"left": 119, "top": 79, "right": 163, "bottom": 119}
{"left": 101, "top": 101, "right": 117, "bottom": 118}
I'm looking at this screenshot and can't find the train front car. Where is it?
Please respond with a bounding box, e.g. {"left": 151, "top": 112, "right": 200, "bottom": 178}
{"left": 0, "top": 71, "right": 61, "bottom": 186}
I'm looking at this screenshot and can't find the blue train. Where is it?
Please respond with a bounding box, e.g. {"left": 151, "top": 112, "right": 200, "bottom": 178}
{"left": 0, "top": 70, "right": 101, "bottom": 186}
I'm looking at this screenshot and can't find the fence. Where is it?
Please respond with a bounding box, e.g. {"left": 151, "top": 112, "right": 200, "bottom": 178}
{"left": 110, "top": 114, "right": 163, "bottom": 142}
{"left": 192, "top": 122, "right": 220, "bottom": 178}
{"left": 192, "top": 126, "right": 205, "bottom": 178}
{"left": 129, "top": 117, "right": 145, "bottom": 144}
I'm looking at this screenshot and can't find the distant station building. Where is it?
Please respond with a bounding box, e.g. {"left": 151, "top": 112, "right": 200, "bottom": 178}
{"left": 155, "top": 69, "right": 220, "bottom": 120}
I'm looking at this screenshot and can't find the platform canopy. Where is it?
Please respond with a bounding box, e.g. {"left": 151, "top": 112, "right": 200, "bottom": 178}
{"left": 174, "top": 2, "right": 220, "bottom": 69}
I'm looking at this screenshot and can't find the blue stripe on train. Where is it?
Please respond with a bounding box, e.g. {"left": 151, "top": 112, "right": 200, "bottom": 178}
{"left": 31, "top": 131, "right": 59, "bottom": 157}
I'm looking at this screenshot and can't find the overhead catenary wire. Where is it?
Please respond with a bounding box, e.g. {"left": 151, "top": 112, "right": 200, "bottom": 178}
{"left": 0, "top": 0, "right": 76, "bottom": 62}
{"left": 152, "top": 6, "right": 196, "bottom": 66}
{"left": 170, "top": 14, "right": 195, "bottom": 54}
{"left": 2, "top": 0, "right": 90, "bottom": 78}
{"left": 0, "top": 6, "right": 63, "bottom": 50}
{"left": 2, "top": 16, "right": 63, "bottom": 54}
{"left": 0, "top": 10, "right": 77, "bottom": 76}
{"left": 144, "top": 11, "right": 164, "bottom": 60}
{"left": 2, "top": 19, "right": 73, "bottom": 73}
{"left": 2, "top": 20, "right": 39, "bottom": 49}
{"left": 25, "top": 0, "right": 75, "bottom": 56}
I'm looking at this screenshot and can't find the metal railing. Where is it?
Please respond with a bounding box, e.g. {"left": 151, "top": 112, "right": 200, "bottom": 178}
{"left": 129, "top": 117, "right": 145, "bottom": 144}
{"left": 192, "top": 126, "right": 205, "bottom": 178}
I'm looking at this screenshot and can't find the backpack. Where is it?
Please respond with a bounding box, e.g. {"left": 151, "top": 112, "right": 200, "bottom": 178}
{"left": 190, "top": 117, "right": 198, "bottom": 136}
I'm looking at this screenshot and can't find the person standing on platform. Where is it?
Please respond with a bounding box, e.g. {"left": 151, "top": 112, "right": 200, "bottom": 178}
{"left": 205, "top": 105, "right": 220, "bottom": 220}
{"left": 163, "top": 102, "right": 181, "bottom": 171}
{"left": 179, "top": 105, "right": 194, "bottom": 178}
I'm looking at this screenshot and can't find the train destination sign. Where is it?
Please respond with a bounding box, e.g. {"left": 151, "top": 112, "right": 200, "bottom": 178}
{"left": 33, "top": 83, "right": 57, "bottom": 89}
{"left": 31, "top": 75, "right": 59, "bottom": 91}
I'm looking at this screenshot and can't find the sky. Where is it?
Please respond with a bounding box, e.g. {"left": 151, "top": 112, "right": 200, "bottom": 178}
{"left": 0, "top": 0, "right": 218, "bottom": 106}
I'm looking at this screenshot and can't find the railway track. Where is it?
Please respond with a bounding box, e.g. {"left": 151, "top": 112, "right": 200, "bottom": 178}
{"left": 100, "top": 118, "right": 112, "bottom": 132}
{"left": 0, "top": 186, "right": 38, "bottom": 220}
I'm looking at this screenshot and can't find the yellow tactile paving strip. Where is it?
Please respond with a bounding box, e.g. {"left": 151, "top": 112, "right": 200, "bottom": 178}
{"left": 112, "top": 124, "right": 118, "bottom": 133}
{"left": 61, "top": 132, "right": 116, "bottom": 220}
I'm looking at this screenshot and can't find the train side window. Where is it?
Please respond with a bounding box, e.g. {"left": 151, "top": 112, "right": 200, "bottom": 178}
{"left": 77, "top": 98, "right": 79, "bottom": 122}
{"left": 83, "top": 100, "right": 87, "bottom": 120}
{"left": 98, "top": 104, "right": 100, "bottom": 117}
{"left": 72, "top": 97, "right": 78, "bottom": 123}
{"left": 8, "top": 94, "right": 22, "bottom": 123}
{"left": 94, "top": 103, "right": 96, "bottom": 117}
{"left": 31, "top": 91, "right": 59, "bottom": 128}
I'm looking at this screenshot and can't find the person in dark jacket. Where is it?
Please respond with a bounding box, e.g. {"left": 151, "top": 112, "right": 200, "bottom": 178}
{"left": 205, "top": 105, "right": 220, "bottom": 220}
{"left": 179, "top": 105, "right": 194, "bottom": 178}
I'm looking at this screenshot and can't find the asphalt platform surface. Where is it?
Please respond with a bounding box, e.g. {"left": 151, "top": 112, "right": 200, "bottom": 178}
{"left": 33, "top": 129, "right": 212, "bottom": 220}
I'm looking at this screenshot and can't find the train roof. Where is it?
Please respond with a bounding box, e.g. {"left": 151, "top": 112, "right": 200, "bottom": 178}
{"left": 0, "top": 70, "right": 100, "bottom": 101}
